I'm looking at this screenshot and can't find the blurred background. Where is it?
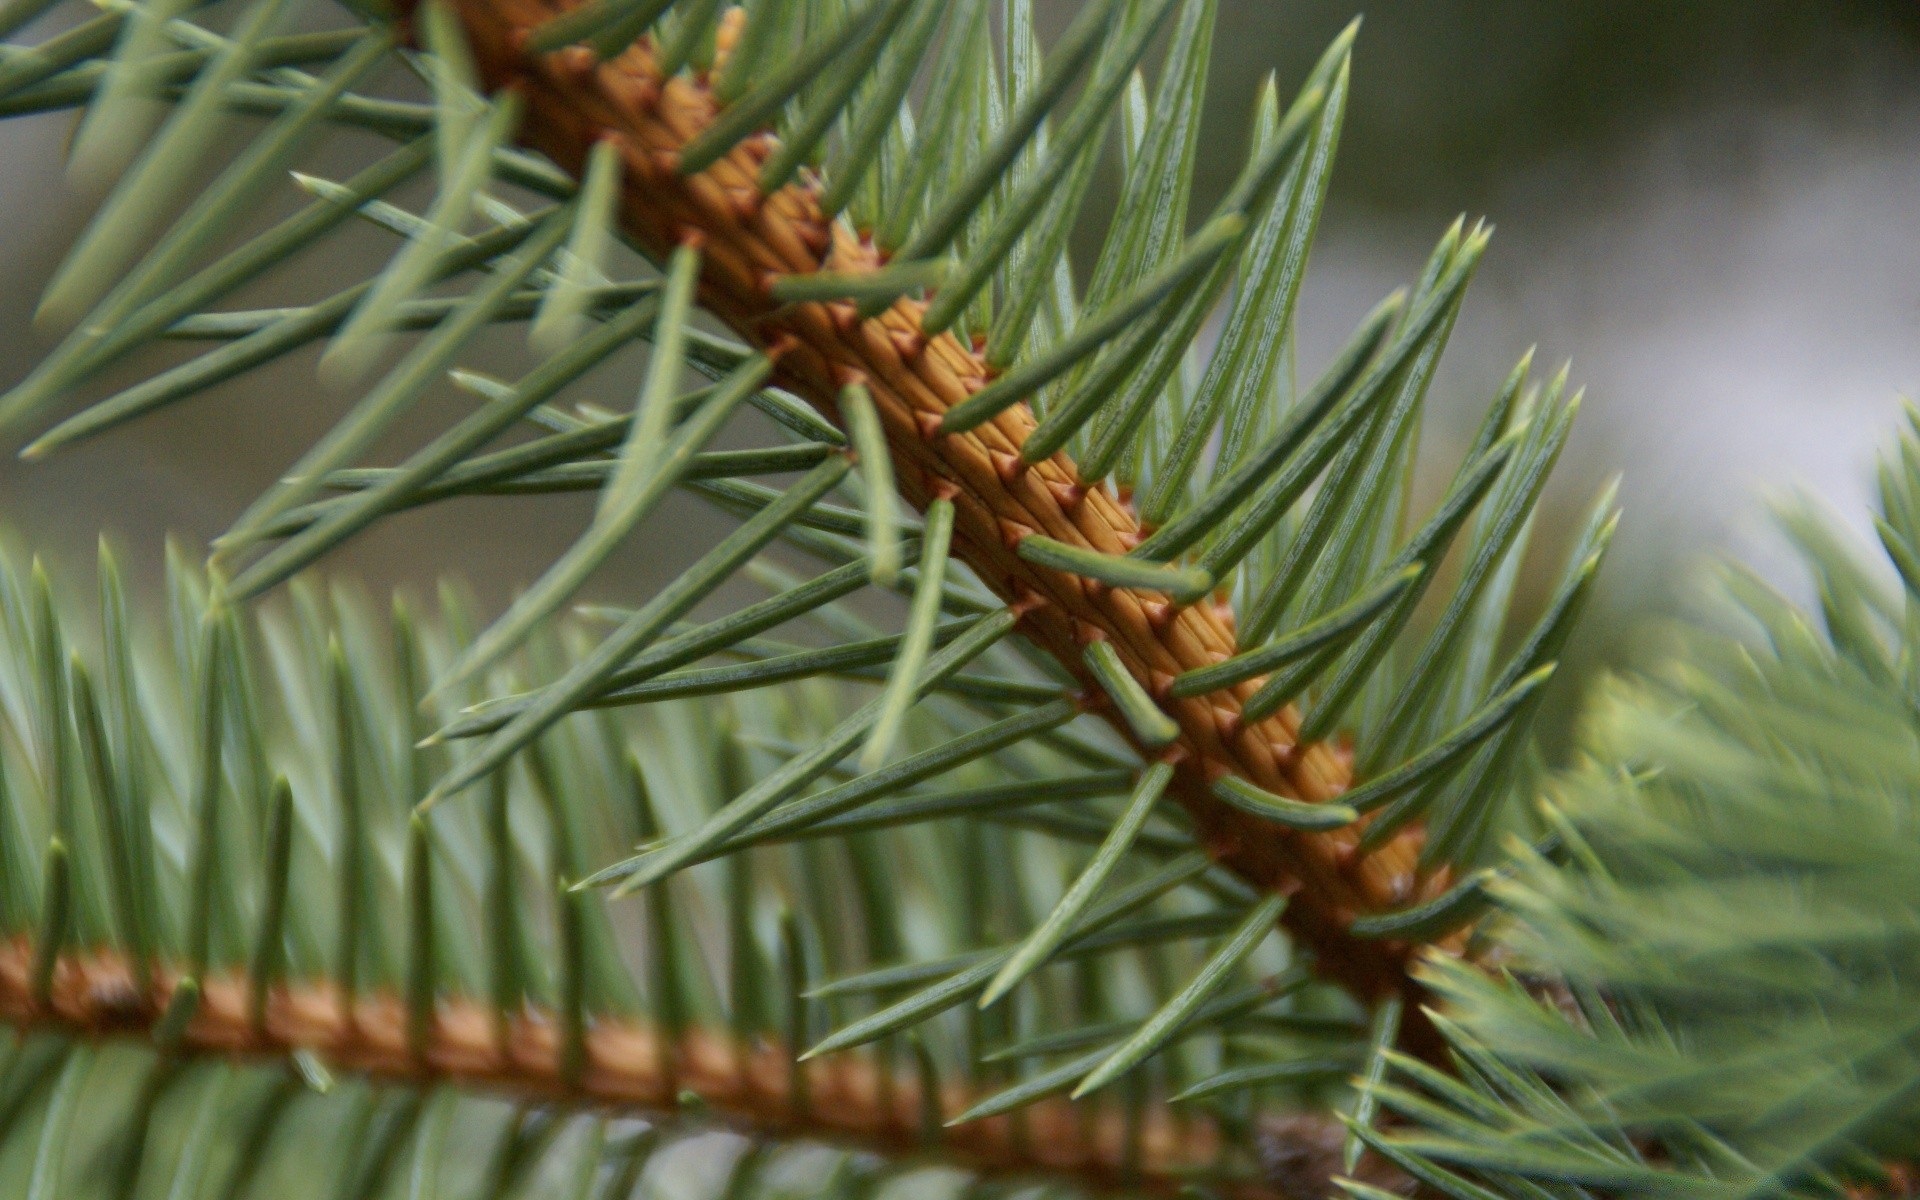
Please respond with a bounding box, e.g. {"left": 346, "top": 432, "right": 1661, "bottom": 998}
{"left": 2, "top": 0, "right": 1918, "bottom": 700}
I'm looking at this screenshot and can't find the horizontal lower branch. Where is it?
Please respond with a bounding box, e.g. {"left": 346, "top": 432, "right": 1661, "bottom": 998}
{"left": 0, "top": 938, "right": 1316, "bottom": 1198}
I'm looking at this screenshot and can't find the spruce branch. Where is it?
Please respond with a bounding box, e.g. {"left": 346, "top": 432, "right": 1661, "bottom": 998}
{"left": 0, "top": 938, "right": 1260, "bottom": 1198}
{"left": 419, "top": 0, "right": 1455, "bottom": 1045}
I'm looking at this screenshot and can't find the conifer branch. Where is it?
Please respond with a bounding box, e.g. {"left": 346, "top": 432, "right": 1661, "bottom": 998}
{"left": 0, "top": 937, "right": 1300, "bottom": 1199}
{"left": 425, "top": 0, "right": 1455, "bottom": 1049}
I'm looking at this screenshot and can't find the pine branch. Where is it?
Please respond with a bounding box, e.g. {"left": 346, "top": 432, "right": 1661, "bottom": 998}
{"left": 0, "top": 937, "right": 1286, "bottom": 1199}
{"left": 428, "top": 0, "right": 1454, "bottom": 1048}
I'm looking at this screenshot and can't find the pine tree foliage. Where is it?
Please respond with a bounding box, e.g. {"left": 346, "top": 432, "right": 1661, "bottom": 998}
{"left": 1347, "top": 418, "right": 1920, "bottom": 1199}
{"left": 0, "top": 0, "right": 1625, "bottom": 1194}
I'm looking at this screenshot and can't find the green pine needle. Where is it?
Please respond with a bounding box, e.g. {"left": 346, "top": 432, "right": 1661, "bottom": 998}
{"left": 530, "top": 137, "right": 623, "bottom": 354}
{"left": 1070, "top": 892, "right": 1286, "bottom": 1098}
{"left": 1016, "top": 536, "right": 1213, "bottom": 603}
{"left": 841, "top": 384, "right": 902, "bottom": 585}
{"left": 979, "top": 761, "right": 1173, "bottom": 1009}
{"left": 859, "top": 495, "right": 956, "bottom": 770}
{"left": 948, "top": 213, "right": 1245, "bottom": 439}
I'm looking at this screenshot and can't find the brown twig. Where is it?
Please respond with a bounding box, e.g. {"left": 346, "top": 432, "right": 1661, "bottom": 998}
{"left": 0, "top": 938, "right": 1312, "bottom": 1198}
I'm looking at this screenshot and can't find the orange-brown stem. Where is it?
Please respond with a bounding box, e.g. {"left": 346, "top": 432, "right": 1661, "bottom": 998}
{"left": 424, "top": 0, "right": 1454, "bottom": 1056}
{"left": 0, "top": 939, "right": 1289, "bottom": 1198}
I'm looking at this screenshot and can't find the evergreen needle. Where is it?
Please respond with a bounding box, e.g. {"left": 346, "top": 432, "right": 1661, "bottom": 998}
{"left": 1342, "top": 994, "right": 1402, "bottom": 1174}
{"left": 420, "top": 457, "right": 853, "bottom": 808}
{"left": 675, "top": 0, "right": 891, "bottom": 177}
{"left": 818, "top": 0, "right": 949, "bottom": 216}
{"left": 860, "top": 496, "right": 956, "bottom": 771}
{"left": 801, "top": 851, "right": 1211, "bottom": 1056}
{"left": 530, "top": 137, "right": 623, "bottom": 355}
{"left": 755, "top": 0, "right": 914, "bottom": 194}
{"left": 943, "top": 213, "right": 1245, "bottom": 436}
{"left": 1170, "top": 1058, "right": 1352, "bottom": 1102}
{"left": 40, "top": 0, "right": 293, "bottom": 326}
{"left": 1070, "top": 892, "right": 1287, "bottom": 1097}
{"left": 431, "top": 350, "right": 771, "bottom": 696}
{"left": 1082, "top": 642, "right": 1179, "bottom": 747}
{"left": 57, "top": 27, "right": 394, "bottom": 353}
{"left": 319, "top": 93, "right": 519, "bottom": 384}
{"left": 1144, "top": 59, "right": 1346, "bottom": 523}
{"left": 1334, "top": 665, "right": 1556, "bottom": 816}
{"left": 980, "top": 761, "right": 1172, "bottom": 1009}
{"left": 9, "top": 139, "right": 434, "bottom": 443}
{"left": 24, "top": 217, "right": 535, "bottom": 457}
{"left": 1131, "top": 290, "right": 1401, "bottom": 563}
{"left": 769, "top": 259, "right": 952, "bottom": 306}
{"left": 841, "top": 384, "right": 901, "bottom": 585}
{"left": 1172, "top": 564, "right": 1420, "bottom": 699}
{"left": 603, "top": 242, "right": 701, "bottom": 515}
{"left": 1348, "top": 869, "right": 1496, "bottom": 941}
{"left": 698, "top": 699, "right": 1081, "bottom": 862}
{"left": 0, "top": 13, "right": 119, "bottom": 99}
{"left": 221, "top": 202, "right": 575, "bottom": 577}
{"left": 431, "top": 554, "right": 887, "bottom": 741}
{"left": 895, "top": 0, "right": 1122, "bottom": 264}
{"left": 1016, "top": 536, "right": 1212, "bottom": 603}
{"left": 917, "top": 0, "right": 1181, "bottom": 336}
{"left": 598, "top": 606, "right": 1015, "bottom": 896}
{"left": 247, "top": 776, "right": 295, "bottom": 1036}
{"left": 29, "top": 839, "right": 69, "bottom": 1010}
{"left": 1211, "top": 777, "right": 1357, "bottom": 832}
{"left": 524, "top": 0, "right": 666, "bottom": 55}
